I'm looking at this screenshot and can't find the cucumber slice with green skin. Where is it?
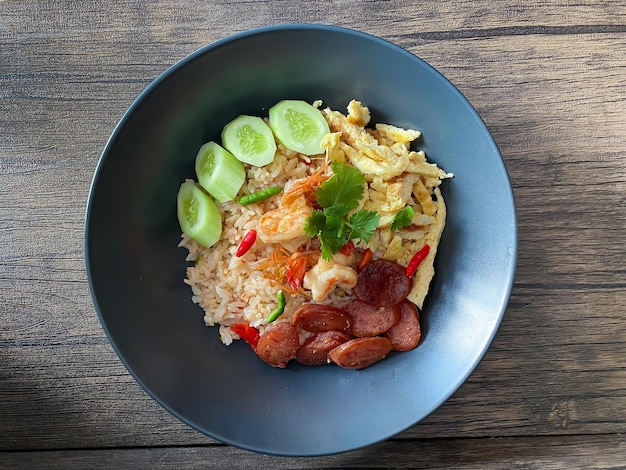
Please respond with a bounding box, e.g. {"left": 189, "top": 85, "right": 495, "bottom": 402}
{"left": 269, "top": 100, "right": 330, "bottom": 155}
{"left": 195, "top": 141, "right": 245, "bottom": 203}
{"left": 177, "top": 181, "right": 222, "bottom": 248}
{"left": 221, "top": 115, "right": 277, "bottom": 166}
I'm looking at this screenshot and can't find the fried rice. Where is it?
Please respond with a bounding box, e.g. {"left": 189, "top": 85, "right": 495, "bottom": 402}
{"left": 179, "top": 100, "right": 451, "bottom": 345}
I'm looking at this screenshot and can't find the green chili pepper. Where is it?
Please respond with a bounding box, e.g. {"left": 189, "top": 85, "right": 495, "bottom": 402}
{"left": 237, "top": 186, "right": 283, "bottom": 206}
{"left": 266, "top": 290, "right": 286, "bottom": 323}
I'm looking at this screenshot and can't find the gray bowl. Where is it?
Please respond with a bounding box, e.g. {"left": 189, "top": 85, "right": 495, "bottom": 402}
{"left": 85, "top": 24, "right": 517, "bottom": 456}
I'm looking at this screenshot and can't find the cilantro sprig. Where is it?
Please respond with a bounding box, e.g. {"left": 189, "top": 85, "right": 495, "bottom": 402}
{"left": 390, "top": 206, "right": 414, "bottom": 231}
{"left": 304, "top": 161, "right": 380, "bottom": 260}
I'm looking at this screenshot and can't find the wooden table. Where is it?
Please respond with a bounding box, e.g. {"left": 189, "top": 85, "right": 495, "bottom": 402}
{"left": 1, "top": 1, "right": 625, "bottom": 468}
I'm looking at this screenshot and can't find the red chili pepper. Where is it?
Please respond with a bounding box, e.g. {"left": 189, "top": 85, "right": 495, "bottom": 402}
{"left": 357, "top": 248, "right": 373, "bottom": 271}
{"left": 236, "top": 229, "right": 257, "bottom": 257}
{"left": 339, "top": 240, "right": 355, "bottom": 256}
{"left": 405, "top": 244, "right": 430, "bottom": 277}
{"left": 230, "top": 321, "right": 260, "bottom": 348}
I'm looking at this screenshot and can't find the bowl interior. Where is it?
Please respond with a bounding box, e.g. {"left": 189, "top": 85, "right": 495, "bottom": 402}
{"left": 85, "top": 24, "right": 516, "bottom": 456}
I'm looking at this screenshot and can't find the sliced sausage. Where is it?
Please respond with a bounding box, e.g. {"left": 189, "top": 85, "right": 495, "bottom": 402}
{"left": 292, "top": 304, "right": 352, "bottom": 333}
{"left": 385, "top": 300, "right": 421, "bottom": 352}
{"left": 328, "top": 337, "right": 393, "bottom": 369}
{"left": 353, "top": 259, "right": 412, "bottom": 306}
{"left": 296, "top": 330, "right": 353, "bottom": 366}
{"left": 344, "top": 299, "right": 400, "bottom": 337}
{"left": 255, "top": 322, "right": 299, "bottom": 368}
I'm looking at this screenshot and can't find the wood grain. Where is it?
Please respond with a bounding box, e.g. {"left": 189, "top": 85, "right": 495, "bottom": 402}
{"left": 1, "top": 0, "right": 625, "bottom": 466}
{"left": 2, "top": 435, "right": 625, "bottom": 469}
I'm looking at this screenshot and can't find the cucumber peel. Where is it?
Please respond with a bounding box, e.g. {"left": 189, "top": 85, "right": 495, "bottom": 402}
{"left": 177, "top": 181, "right": 222, "bottom": 248}
{"left": 195, "top": 141, "right": 245, "bottom": 203}
{"left": 222, "top": 115, "right": 276, "bottom": 166}
{"left": 269, "top": 100, "right": 330, "bottom": 155}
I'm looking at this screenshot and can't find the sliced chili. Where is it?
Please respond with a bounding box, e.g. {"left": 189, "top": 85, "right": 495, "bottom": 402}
{"left": 236, "top": 229, "right": 257, "bottom": 257}
{"left": 357, "top": 248, "right": 373, "bottom": 272}
{"left": 405, "top": 244, "right": 430, "bottom": 277}
{"left": 339, "top": 240, "right": 355, "bottom": 256}
{"left": 230, "top": 321, "right": 260, "bottom": 348}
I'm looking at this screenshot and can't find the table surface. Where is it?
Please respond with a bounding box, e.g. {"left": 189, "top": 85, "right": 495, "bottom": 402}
{"left": 1, "top": 0, "right": 625, "bottom": 468}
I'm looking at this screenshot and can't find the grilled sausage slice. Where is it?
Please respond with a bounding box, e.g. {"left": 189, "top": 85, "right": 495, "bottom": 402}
{"left": 296, "top": 330, "right": 353, "bottom": 366}
{"left": 292, "top": 304, "right": 352, "bottom": 333}
{"left": 344, "top": 299, "right": 400, "bottom": 337}
{"left": 385, "top": 300, "right": 421, "bottom": 351}
{"left": 255, "top": 322, "right": 299, "bottom": 368}
{"left": 353, "top": 259, "right": 412, "bottom": 306}
{"left": 328, "top": 337, "right": 393, "bottom": 369}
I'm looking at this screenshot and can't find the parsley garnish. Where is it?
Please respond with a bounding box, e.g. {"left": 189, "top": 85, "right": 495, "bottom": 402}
{"left": 390, "top": 206, "right": 414, "bottom": 231}
{"left": 315, "top": 162, "right": 364, "bottom": 209}
{"left": 304, "top": 161, "right": 380, "bottom": 260}
{"left": 348, "top": 210, "right": 380, "bottom": 241}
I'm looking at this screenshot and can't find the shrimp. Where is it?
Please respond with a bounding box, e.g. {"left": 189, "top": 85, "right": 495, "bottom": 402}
{"left": 257, "top": 194, "right": 313, "bottom": 250}
{"left": 257, "top": 160, "right": 330, "bottom": 251}
{"left": 281, "top": 160, "right": 329, "bottom": 207}
{"left": 303, "top": 258, "right": 358, "bottom": 301}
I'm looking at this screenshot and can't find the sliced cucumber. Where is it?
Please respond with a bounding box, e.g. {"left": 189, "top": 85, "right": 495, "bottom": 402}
{"left": 269, "top": 100, "right": 330, "bottom": 155}
{"left": 177, "top": 181, "right": 222, "bottom": 248}
{"left": 195, "top": 141, "right": 245, "bottom": 203}
{"left": 221, "top": 115, "right": 277, "bottom": 166}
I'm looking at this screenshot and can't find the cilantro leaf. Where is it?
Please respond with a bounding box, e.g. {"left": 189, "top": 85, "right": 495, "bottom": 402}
{"left": 390, "top": 206, "right": 414, "bottom": 231}
{"left": 324, "top": 203, "right": 349, "bottom": 220}
{"left": 319, "top": 225, "right": 349, "bottom": 260}
{"left": 348, "top": 210, "right": 380, "bottom": 243}
{"left": 315, "top": 161, "right": 365, "bottom": 210}
{"left": 318, "top": 205, "right": 349, "bottom": 260}
{"left": 324, "top": 205, "right": 347, "bottom": 238}
{"left": 304, "top": 210, "right": 326, "bottom": 238}
{"left": 305, "top": 162, "right": 380, "bottom": 260}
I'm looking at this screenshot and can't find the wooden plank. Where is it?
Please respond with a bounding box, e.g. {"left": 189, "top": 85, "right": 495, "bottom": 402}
{"left": 1, "top": 0, "right": 625, "bottom": 456}
{"left": 1, "top": 435, "right": 625, "bottom": 469}
{"left": 2, "top": 0, "right": 626, "bottom": 47}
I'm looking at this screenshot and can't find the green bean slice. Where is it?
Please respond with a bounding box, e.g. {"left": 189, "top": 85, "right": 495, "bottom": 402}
{"left": 266, "top": 290, "right": 286, "bottom": 323}
{"left": 236, "top": 186, "right": 283, "bottom": 206}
